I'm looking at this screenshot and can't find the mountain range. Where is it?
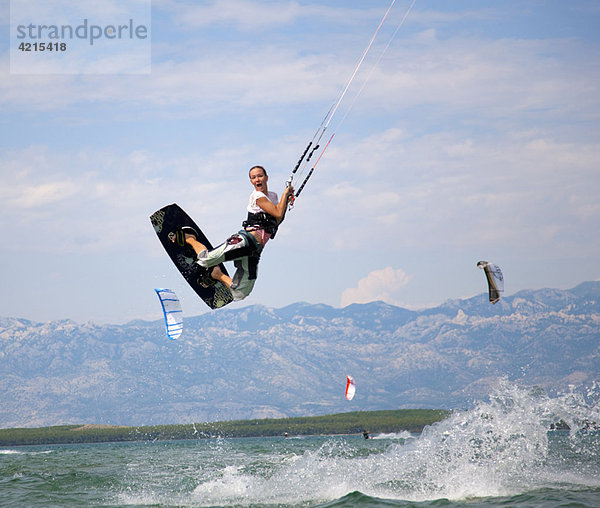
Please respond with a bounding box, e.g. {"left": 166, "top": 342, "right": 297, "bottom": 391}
{"left": 1, "top": 281, "right": 598, "bottom": 428}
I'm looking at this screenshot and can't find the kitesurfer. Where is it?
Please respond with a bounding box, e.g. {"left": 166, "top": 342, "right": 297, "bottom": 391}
{"left": 181, "top": 165, "right": 293, "bottom": 301}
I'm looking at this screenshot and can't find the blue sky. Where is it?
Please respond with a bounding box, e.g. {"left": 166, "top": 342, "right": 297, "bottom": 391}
{"left": 1, "top": 0, "right": 599, "bottom": 324}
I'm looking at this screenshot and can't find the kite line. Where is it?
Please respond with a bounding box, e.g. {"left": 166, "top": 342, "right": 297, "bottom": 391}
{"left": 287, "top": 0, "right": 417, "bottom": 207}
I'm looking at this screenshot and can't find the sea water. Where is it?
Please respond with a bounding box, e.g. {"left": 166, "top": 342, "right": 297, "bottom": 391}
{"left": 1, "top": 381, "right": 599, "bottom": 507}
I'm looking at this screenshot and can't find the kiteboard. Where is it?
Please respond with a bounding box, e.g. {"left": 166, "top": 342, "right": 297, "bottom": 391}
{"left": 150, "top": 203, "right": 234, "bottom": 310}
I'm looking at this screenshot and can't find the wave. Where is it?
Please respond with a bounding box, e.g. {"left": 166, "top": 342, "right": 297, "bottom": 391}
{"left": 183, "top": 379, "right": 600, "bottom": 506}
{"left": 0, "top": 449, "right": 51, "bottom": 455}
{"left": 370, "top": 431, "right": 415, "bottom": 440}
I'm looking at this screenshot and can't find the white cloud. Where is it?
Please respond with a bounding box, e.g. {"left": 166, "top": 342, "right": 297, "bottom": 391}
{"left": 159, "top": 0, "right": 382, "bottom": 31}
{"left": 0, "top": 144, "right": 255, "bottom": 254}
{"left": 167, "top": 0, "right": 303, "bottom": 30}
{"left": 341, "top": 267, "right": 412, "bottom": 307}
{"left": 3, "top": 8, "right": 598, "bottom": 123}
{"left": 7, "top": 181, "right": 80, "bottom": 209}
{"left": 303, "top": 124, "right": 600, "bottom": 255}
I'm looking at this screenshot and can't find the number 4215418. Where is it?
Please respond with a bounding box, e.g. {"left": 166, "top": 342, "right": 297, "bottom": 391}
{"left": 18, "top": 42, "right": 67, "bottom": 51}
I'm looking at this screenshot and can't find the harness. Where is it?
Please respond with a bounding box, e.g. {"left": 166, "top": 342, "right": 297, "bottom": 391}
{"left": 242, "top": 211, "right": 279, "bottom": 239}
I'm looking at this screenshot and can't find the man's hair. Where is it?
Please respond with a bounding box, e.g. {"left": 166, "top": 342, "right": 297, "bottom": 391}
{"left": 249, "top": 165, "right": 267, "bottom": 177}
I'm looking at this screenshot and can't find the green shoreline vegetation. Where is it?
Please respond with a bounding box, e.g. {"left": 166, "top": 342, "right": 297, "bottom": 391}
{"left": 0, "top": 409, "right": 450, "bottom": 446}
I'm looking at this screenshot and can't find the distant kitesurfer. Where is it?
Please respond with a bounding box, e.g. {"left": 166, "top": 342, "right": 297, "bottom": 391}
{"left": 180, "top": 165, "right": 293, "bottom": 301}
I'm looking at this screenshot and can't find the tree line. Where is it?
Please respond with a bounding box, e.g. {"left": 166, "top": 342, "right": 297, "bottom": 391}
{"left": 0, "top": 409, "right": 450, "bottom": 446}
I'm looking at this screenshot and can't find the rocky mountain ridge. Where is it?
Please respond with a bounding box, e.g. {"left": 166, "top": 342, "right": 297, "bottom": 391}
{"left": 1, "top": 281, "right": 598, "bottom": 428}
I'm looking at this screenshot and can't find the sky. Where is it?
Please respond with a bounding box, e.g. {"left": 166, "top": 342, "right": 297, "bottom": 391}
{"left": 1, "top": 0, "right": 599, "bottom": 324}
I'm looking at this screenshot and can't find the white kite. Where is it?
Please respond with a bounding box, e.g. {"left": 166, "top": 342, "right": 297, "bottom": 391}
{"left": 155, "top": 288, "right": 183, "bottom": 339}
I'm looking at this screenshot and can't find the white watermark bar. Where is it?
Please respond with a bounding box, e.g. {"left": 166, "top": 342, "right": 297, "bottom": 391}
{"left": 10, "top": 0, "right": 151, "bottom": 74}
